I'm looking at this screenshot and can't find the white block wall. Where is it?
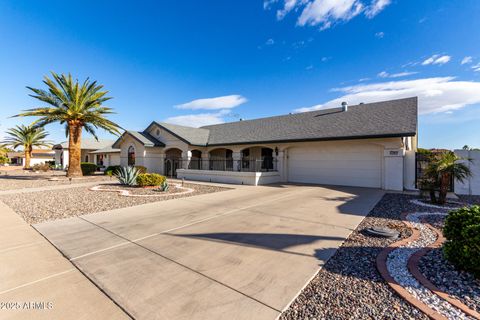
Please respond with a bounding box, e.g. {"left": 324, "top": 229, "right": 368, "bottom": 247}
{"left": 454, "top": 150, "right": 480, "bottom": 195}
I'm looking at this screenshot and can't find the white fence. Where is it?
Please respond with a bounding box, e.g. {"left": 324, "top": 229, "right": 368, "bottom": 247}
{"left": 454, "top": 150, "right": 480, "bottom": 196}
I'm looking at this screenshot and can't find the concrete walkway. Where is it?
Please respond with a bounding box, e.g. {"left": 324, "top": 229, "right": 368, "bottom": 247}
{"left": 35, "top": 184, "right": 384, "bottom": 320}
{"left": 0, "top": 201, "right": 129, "bottom": 320}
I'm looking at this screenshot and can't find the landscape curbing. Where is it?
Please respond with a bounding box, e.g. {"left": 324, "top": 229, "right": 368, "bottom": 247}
{"left": 375, "top": 212, "right": 447, "bottom": 320}
{"left": 408, "top": 224, "right": 480, "bottom": 319}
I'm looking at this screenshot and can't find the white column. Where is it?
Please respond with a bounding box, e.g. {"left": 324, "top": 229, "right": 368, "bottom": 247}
{"left": 384, "top": 148, "right": 404, "bottom": 191}
{"left": 276, "top": 151, "right": 286, "bottom": 181}
{"left": 181, "top": 150, "right": 192, "bottom": 169}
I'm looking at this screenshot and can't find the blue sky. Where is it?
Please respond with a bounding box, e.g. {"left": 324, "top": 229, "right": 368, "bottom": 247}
{"left": 1, "top": 0, "right": 479, "bottom": 149}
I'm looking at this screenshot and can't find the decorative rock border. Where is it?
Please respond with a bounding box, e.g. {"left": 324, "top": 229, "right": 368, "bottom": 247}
{"left": 89, "top": 183, "right": 194, "bottom": 197}
{"left": 377, "top": 211, "right": 477, "bottom": 320}
{"left": 409, "top": 199, "right": 462, "bottom": 210}
{"left": 409, "top": 224, "right": 480, "bottom": 319}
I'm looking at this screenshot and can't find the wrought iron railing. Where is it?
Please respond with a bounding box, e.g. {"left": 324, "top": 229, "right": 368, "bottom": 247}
{"left": 186, "top": 157, "right": 277, "bottom": 172}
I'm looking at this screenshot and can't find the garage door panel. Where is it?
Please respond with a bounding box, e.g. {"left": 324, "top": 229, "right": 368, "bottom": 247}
{"left": 288, "top": 144, "right": 382, "bottom": 188}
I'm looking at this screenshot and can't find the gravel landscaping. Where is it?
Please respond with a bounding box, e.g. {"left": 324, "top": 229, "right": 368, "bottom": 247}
{"left": 419, "top": 215, "right": 480, "bottom": 314}
{"left": 280, "top": 193, "right": 480, "bottom": 320}
{"left": 0, "top": 170, "right": 112, "bottom": 191}
{"left": 281, "top": 194, "right": 428, "bottom": 320}
{"left": 0, "top": 182, "right": 229, "bottom": 224}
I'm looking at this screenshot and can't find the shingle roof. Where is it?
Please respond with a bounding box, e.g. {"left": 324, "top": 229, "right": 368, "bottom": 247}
{"left": 53, "top": 139, "right": 116, "bottom": 150}
{"left": 89, "top": 146, "right": 121, "bottom": 154}
{"left": 202, "top": 97, "right": 418, "bottom": 145}
{"left": 152, "top": 122, "right": 210, "bottom": 146}
{"left": 150, "top": 97, "right": 417, "bottom": 146}
{"left": 112, "top": 130, "right": 165, "bottom": 148}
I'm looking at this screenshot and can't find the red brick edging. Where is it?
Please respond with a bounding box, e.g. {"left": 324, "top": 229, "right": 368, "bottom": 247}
{"left": 408, "top": 223, "right": 480, "bottom": 320}
{"left": 376, "top": 212, "right": 448, "bottom": 320}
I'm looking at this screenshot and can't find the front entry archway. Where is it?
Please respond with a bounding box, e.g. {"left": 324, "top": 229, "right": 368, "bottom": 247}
{"left": 164, "top": 148, "right": 182, "bottom": 177}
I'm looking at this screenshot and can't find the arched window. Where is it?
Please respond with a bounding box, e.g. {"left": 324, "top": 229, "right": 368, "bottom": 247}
{"left": 128, "top": 146, "right": 135, "bottom": 166}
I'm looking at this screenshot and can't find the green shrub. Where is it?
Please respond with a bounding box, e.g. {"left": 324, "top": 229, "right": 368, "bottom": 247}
{"left": 114, "top": 166, "right": 140, "bottom": 186}
{"left": 32, "top": 162, "right": 50, "bottom": 172}
{"left": 135, "top": 165, "right": 147, "bottom": 174}
{"left": 443, "top": 205, "right": 480, "bottom": 278}
{"left": 80, "top": 162, "right": 97, "bottom": 175}
{"left": 0, "top": 156, "right": 10, "bottom": 165}
{"left": 136, "top": 173, "right": 166, "bottom": 187}
{"left": 105, "top": 165, "right": 121, "bottom": 176}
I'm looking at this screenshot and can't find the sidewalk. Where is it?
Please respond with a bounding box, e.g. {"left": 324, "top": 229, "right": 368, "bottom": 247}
{"left": 0, "top": 201, "right": 129, "bottom": 320}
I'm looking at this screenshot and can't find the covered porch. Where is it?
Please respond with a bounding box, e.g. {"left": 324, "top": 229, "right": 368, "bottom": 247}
{"left": 177, "top": 146, "right": 281, "bottom": 185}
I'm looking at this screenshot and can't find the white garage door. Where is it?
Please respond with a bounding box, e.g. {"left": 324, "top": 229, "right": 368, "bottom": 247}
{"left": 288, "top": 143, "right": 382, "bottom": 188}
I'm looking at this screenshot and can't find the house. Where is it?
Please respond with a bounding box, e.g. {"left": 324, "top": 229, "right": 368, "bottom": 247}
{"left": 53, "top": 139, "right": 120, "bottom": 169}
{"left": 113, "top": 97, "right": 418, "bottom": 191}
{"left": 7, "top": 149, "right": 55, "bottom": 166}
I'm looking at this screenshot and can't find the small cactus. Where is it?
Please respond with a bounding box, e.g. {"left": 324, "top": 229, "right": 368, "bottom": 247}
{"left": 160, "top": 180, "right": 169, "bottom": 192}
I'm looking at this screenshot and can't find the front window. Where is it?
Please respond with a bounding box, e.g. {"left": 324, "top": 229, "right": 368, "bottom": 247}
{"left": 128, "top": 146, "right": 135, "bottom": 166}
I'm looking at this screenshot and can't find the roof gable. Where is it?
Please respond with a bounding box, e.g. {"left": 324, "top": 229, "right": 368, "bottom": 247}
{"left": 112, "top": 131, "right": 165, "bottom": 148}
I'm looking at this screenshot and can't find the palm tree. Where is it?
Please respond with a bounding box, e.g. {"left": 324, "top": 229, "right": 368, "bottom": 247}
{"left": 424, "top": 151, "right": 472, "bottom": 204}
{"left": 14, "top": 72, "right": 122, "bottom": 177}
{"left": 1, "top": 125, "right": 51, "bottom": 169}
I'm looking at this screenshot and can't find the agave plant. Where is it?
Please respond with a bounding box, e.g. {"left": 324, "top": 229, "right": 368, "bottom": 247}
{"left": 114, "top": 166, "right": 140, "bottom": 186}
{"left": 160, "top": 180, "right": 169, "bottom": 192}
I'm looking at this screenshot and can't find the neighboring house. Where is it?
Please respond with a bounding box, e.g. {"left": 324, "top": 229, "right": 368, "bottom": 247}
{"left": 113, "top": 97, "right": 418, "bottom": 191}
{"left": 53, "top": 139, "right": 120, "bottom": 169}
{"left": 7, "top": 149, "right": 55, "bottom": 166}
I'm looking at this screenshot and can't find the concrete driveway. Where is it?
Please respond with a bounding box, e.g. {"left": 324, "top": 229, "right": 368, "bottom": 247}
{"left": 34, "top": 184, "right": 384, "bottom": 320}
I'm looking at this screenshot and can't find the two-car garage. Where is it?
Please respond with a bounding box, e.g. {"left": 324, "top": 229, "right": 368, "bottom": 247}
{"left": 286, "top": 141, "right": 383, "bottom": 188}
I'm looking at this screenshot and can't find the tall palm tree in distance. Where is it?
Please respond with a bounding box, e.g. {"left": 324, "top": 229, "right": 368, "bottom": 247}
{"left": 1, "top": 125, "right": 51, "bottom": 169}
{"left": 14, "top": 72, "right": 122, "bottom": 177}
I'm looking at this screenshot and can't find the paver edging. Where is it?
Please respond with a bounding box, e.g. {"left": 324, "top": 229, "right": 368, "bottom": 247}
{"left": 375, "top": 212, "right": 447, "bottom": 320}
{"left": 89, "top": 183, "right": 194, "bottom": 197}
{"left": 408, "top": 223, "right": 480, "bottom": 320}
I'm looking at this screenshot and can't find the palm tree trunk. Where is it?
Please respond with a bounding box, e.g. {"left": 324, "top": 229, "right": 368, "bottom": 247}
{"left": 429, "top": 189, "right": 437, "bottom": 204}
{"left": 24, "top": 146, "right": 32, "bottom": 169}
{"left": 67, "top": 122, "right": 83, "bottom": 177}
{"left": 438, "top": 173, "right": 450, "bottom": 205}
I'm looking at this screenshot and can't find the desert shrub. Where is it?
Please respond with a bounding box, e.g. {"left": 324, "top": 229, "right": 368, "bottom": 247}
{"left": 105, "top": 165, "right": 121, "bottom": 176}
{"left": 114, "top": 166, "right": 140, "bottom": 186}
{"left": 160, "top": 180, "right": 169, "bottom": 192}
{"left": 443, "top": 205, "right": 480, "bottom": 278}
{"left": 80, "top": 162, "right": 97, "bottom": 175}
{"left": 135, "top": 165, "right": 147, "bottom": 174}
{"left": 32, "top": 162, "right": 50, "bottom": 172}
{"left": 0, "top": 156, "right": 10, "bottom": 165}
{"left": 136, "top": 173, "right": 166, "bottom": 187}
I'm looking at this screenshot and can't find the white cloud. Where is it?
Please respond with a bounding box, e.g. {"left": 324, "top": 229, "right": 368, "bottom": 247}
{"left": 164, "top": 110, "right": 230, "bottom": 127}
{"left": 473, "top": 63, "right": 480, "bottom": 72}
{"left": 377, "top": 71, "right": 418, "bottom": 78}
{"left": 461, "top": 56, "right": 473, "bottom": 65}
{"left": 422, "top": 54, "right": 451, "bottom": 66}
{"left": 293, "top": 77, "right": 480, "bottom": 115}
{"left": 175, "top": 95, "right": 247, "bottom": 110}
{"left": 365, "top": 0, "right": 391, "bottom": 18}
{"left": 298, "top": 0, "right": 364, "bottom": 29}
{"left": 375, "top": 31, "right": 384, "bottom": 38}
{"left": 265, "top": 38, "right": 275, "bottom": 45}
{"left": 276, "top": 0, "right": 299, "bottom": 20}
{"left": 269, "top": 0, "right": 391, "bottom": 29}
